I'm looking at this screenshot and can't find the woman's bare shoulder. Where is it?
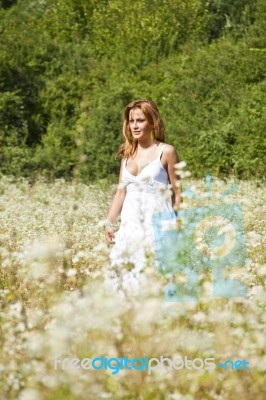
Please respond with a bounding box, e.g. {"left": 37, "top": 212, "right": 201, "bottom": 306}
{"left": 161, "top": 143, "right": 178, "bottom": 154}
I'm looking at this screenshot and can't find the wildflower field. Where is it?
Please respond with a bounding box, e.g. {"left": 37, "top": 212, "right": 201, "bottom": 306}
{"left": 0, "top": 176, "right": 265, "bottom": 400}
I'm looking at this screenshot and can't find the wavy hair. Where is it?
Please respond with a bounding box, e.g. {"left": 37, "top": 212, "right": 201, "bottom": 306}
{"left": 116, "top": 99, "right": 165, "bottom": 160}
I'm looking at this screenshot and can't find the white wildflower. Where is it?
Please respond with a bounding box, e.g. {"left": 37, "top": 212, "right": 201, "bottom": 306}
{"left": 19, "top": 389, "right": 41, "bottom": 400}
{"left": 66, "top": 268, "right": 77, "bottom": 277}
{"left": 174, "top": 161, "right": 187, "bottom": 169}
{"left": 117, "top": 182, "right": 126, "bottom": 190}
{"left": 247, "top": 231, "right": 262, "bottom": 247}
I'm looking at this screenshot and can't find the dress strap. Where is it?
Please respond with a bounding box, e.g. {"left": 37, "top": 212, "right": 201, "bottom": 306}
{"left": 157, "top": 144, "right": 166, "bottom": 160}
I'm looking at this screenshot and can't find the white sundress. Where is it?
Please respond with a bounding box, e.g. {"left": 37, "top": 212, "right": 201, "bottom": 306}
{"left": 106, "top": 143, "right": 174, "bottom": 296}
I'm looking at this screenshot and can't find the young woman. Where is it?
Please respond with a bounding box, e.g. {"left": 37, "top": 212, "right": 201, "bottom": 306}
{"left": 104, "top": 99, "right": 181, "bottom": 294}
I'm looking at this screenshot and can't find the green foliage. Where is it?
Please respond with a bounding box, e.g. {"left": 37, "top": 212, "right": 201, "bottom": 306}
{"left": 0, "top": 0, "right": 265, "bottom": 181}
{"left": 33, "top": 123, "right": 78, "bottom": 179}
{"left": 0, "top": 91, "right": 34, "bottom": 175}
{"left": 231, "top": 82, "right": 266, "bottom": 178}
{"left": 205, "top": 0, "right": 256, "bottom": 40}
{"left": 0, "top": 0, "right": 17, "bottom": 9}
{"left": 90, "top": 0, "right": 208, "bottom": 64}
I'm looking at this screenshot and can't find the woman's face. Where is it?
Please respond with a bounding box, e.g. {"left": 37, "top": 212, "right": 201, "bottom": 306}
{"left": 129, "top": 107, "right": 152, "bottom": 140}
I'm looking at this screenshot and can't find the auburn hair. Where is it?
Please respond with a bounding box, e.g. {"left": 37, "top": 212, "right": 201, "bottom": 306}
{"left": 116, "top": 99, "right": 165, "bottom": 160}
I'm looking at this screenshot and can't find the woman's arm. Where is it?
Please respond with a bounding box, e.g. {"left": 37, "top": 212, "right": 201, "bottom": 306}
{"left": 106, "top": 160, "right": 126, "bottom": 223}
{"left": 105, "top": 159, "right": 126, "bottom": 244}
{"left": 164, "top": 145, "right": 181, "bottom": 210}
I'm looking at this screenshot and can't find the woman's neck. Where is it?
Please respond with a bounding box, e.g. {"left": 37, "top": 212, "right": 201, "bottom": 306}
{"left": 137, "top": 139, "right": 157, "bottom": 149}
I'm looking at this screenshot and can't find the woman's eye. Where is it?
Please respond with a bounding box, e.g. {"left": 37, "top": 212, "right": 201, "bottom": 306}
{"left": 129, "top": 119, "right": 145, "bottom": 123}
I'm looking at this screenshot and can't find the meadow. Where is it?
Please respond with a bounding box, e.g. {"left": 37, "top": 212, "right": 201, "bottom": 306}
{"left": 0, "top": 175, "right": 265, "bottom": 400}
{"left": 1, "top": 1, "right": 265, "bottom": 398}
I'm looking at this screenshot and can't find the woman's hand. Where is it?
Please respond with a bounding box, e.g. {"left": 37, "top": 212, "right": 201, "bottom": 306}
{"left": 105, "top": 226, "right": 115, "bottom": 245}
{"left": 173, "top": 204, "right": 179, "bottom": 212}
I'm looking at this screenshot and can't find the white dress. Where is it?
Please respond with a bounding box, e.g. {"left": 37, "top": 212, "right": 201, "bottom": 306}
{"left": 106, "top": 143, "right": 174, "bottom": 296}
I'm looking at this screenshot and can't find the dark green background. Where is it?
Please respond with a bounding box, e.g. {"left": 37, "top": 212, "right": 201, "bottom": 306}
{"left": 0, "top": 0, "right": 265, "bottom": 182}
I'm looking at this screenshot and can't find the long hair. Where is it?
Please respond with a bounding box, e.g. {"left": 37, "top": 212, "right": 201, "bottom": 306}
{"left": 116, "top": 99, "right": 165, "bottom": 159}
